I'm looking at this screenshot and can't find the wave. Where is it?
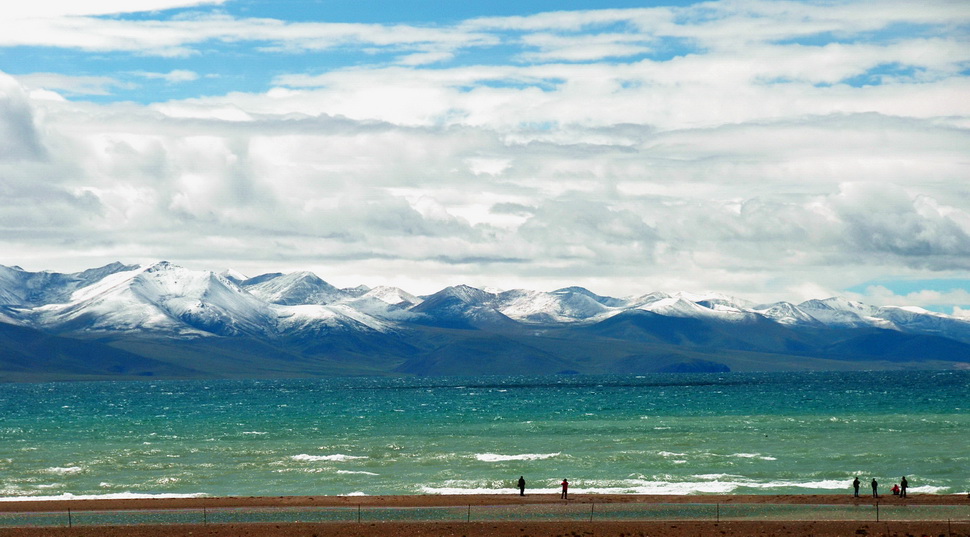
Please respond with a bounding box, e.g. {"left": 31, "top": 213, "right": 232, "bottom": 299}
{"left": 475, "top": 453, "right": 561, "bottom": 462}
{"left": 730, "top": 453, "right": 778, "bottom": 461}
{"left": 43, "top": 466, "right": 85, "bottom": 475}
{"left": 291, "top": 454, "right": 367, "bottom": 462}
{"left": 0, "top": 492, "right": 207, "bottom": 502}
{"left": 418, "top": 475, "right": 887, "bottom": 496}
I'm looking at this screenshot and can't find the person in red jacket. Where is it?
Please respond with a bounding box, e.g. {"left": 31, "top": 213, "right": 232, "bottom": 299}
{"left": 561, "top": 478, "right": 569, "bottom": 499}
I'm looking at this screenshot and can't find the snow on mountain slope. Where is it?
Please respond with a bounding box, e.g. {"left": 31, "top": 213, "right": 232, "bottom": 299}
{"left": 636, "top": 296, "right": 758, "bottom": 322}
{"left": 20, "top": 262, "right": 396, "bottom": 338}
{"left": 430, "top": 284, "right": 494, "bottom": 305}
{"left": 0, "top": 262, "right": 135, "bottom": 307}
{"left": 873, "top": 305, "right": 970, "bottom": 343}
{"left": 673, "top": 291, "right": 755, "bottom": 311}
{"left": 219, "top": 268, "right": 249, "bottom": 284}
{"left": 275, "top": 303, "right": 393, "bottom": 334}
{"left": 4, "top": 261, "right": 970, "bottom": 346}
{"left": 796, "top": 297, "right": 893, "bottom": 329}
{"left": 625, "top": 291, "right": 674, "bottom": 309}
{"left": 362, "top": 286, "right": 420, "bottom": 307}
{"left": 496, "top": 288, "right": 615, "bottom": 324}
{"left": 553, "top": 286, "right": 628, "bottom": 308}
{"left": 337, "top": 286, "right": 422, "bottom": 321}
{"left": 31, "top": 262, "right": 275, "bottom": 336}
{"left": 242, "top": 271, "right": 348, "bottom": 305}
{"left": 754, "top": 302, "right": 824, "bottom": 326}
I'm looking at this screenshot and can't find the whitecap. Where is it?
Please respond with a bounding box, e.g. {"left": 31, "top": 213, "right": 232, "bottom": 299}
{"left": 44, "top": 466, "right": 84, "bottom": 475}
{"left": 475, "top": 452, "right": 561, "bottom": 462}
{"left": 337, "top": 470, "right": 379, "bottom": 476}
{"left": 291, "top": 454, "right": 367, "bottom": 462}
{"left": 744, "top": 479, "right": 847, "bottom": 490}
{"left": 912, "top": 485, "right": 949, "bottom": 494}
{"left": 419, "top": 485, "right": 521, "bottom": 495}
{"left": 0, "top": 492, "right": 207, "bottom": 502}
{"left": 730, "top": 453, "right": 777, "bottom": 461}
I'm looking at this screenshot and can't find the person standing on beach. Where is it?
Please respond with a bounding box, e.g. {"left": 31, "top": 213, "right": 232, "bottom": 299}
{"left": 900, "top": 476, "right": 908, "bottom": 498}
{"left": 852, "top": 477, "right": 860, "bottom": 497}
{"left": 561, "top": 479, "right": 569, "bottom": 499}
{"left": 871, "top": 478, "right": 878, "bottom": 498}
{"left": 518, "top": 476, "right": 526, "bottom": 496}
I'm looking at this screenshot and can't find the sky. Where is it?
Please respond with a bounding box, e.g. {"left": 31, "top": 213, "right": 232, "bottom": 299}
{"left": 0, "top": 0, "right": 969, "bottom": 314}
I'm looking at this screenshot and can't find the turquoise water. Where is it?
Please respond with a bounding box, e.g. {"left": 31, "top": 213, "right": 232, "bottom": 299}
{"left": 0, "top": 371, "right": 967, "bottom": 500}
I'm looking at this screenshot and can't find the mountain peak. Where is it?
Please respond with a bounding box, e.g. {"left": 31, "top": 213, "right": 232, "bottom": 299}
{"left": 241, "top": 270, "right": 345, "bottom": 306}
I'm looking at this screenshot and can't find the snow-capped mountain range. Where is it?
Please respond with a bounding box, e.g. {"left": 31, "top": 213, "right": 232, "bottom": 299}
{"left": 3, "top": 261, "right": 965, "bottom": 339}
{"left": 2, "top": 261, "right": 969, "bottom": 380}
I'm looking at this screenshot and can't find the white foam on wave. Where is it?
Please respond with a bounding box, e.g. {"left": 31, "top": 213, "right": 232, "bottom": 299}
{"left": 291, "top": 454, "right": 367, "bottom": 462}
{"left": 337, "top": 470, "right": 379, "bottom": 476}
{"left": 44, "top": 466, "right": 84, "bottom": 475}
{"left": 420, "top": 486, "right": 521, "bottom": 495}
{"left": 744, "top": 479, "right": 846, "bottom": 490}
{"left": 419, "top": 474, "right": 878, "bottom": 496}
{"left": 0, "top": 492, "right": 207, "bottom": 502}
{"left": 475, "top": 452, "right": 561, "bottom": 462}
{"left": 731, "top": 453, "right": 778, "bottom": 461}
{"left": 911, "top": 485, "right": 949, "bottom": 494}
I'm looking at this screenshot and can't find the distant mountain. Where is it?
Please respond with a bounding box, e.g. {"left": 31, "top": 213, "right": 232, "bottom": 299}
{"left": 241, "top": 271, "right": 349, "bottom": 306}
{"left": 1, "top": 261, "right": 969, "bottom": 381}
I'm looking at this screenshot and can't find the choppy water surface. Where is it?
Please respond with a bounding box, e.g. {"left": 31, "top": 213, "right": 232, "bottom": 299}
{"left": 1, "top": 371, "right": 967, "bottom": 500}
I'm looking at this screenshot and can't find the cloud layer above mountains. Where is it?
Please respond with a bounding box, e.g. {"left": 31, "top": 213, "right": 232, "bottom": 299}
{"left": 0, "top": 0, "right": 968, "bottom": 312}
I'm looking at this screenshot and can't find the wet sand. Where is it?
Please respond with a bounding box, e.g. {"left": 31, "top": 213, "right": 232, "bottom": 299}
{"left": 1, "top": 494, "right": 967, "bottom": 537}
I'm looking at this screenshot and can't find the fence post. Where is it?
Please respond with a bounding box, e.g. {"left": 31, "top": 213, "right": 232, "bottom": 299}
{"left": 67, "top": 508, "right": 72, "bottom": 528}
{"left": 467, "top": 504, "right": 471, "bottom": 522}
{"left": 590, "top": 502, "right": 594, "bottom": 522}
{"left": 875, "top": 501, "right": 879, "bottom": 522}
{"left": 203, "top": 506, "right": 207, "bottom": 526}
{"left": 716, "top": 503, "right": 720, "bottom": 523}
{"left": 358, "top": 504, "right": 361, "bottom": 524}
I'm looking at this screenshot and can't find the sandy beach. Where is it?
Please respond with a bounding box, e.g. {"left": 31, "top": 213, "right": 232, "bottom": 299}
{"left": 1, "top": 494, "right": 967, "bottom": 537}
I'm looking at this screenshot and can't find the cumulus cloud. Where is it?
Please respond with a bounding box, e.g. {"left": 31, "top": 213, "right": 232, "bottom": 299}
{"left": 0, "top": 0, "right": 968, "bottom": 307}
{"left": 0, "top": 73, "right": 45, "bottom": 160}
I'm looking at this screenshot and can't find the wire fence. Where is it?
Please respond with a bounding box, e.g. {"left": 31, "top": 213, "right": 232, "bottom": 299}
{"left": 1, "top": 502, "right": 968, "bottom": 528}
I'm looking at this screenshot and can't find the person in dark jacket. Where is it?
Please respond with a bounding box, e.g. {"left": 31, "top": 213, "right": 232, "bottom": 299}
{"left": 852, "top": 477, "right": 860, "bottom": 497}
{"left": 900, "top": 476, "right": 908, "bottom": 498}
{"left": 518, "top": 476, "right": 526, "bottom": 496}
{"left": 871, "top": 478, "right": 878, "bottom": 498}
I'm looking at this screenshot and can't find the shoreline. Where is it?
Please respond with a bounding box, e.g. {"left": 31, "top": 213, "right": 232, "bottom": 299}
{"left": 1, "top": 492, "right": 966, "bottom": 511}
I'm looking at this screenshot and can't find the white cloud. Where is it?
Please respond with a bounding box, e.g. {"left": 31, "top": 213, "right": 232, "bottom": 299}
{"left": 0, "top": 1, "right": 968, "bottom": 308}
{"left": 0, "top": 73, "right": 46, "bottom": 160}
{"left": 14, "top": 73, "right": 127, "bottom": 96}
{"left": 848, "top": 285, "right": 970, "bottom": 313}
{"left": 0, "top": 13, "right": 496, "bottom": 57}
{"left": 3, "top": 0, "right": 227, "bottom": 19}
{"left": 133, "top": 69, "right": 199, "bottom": 83}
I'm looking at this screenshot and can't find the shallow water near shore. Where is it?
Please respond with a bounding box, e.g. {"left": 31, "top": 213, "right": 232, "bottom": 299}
{"left": 1, "top": 371, "right": 967, "bottom": 500}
